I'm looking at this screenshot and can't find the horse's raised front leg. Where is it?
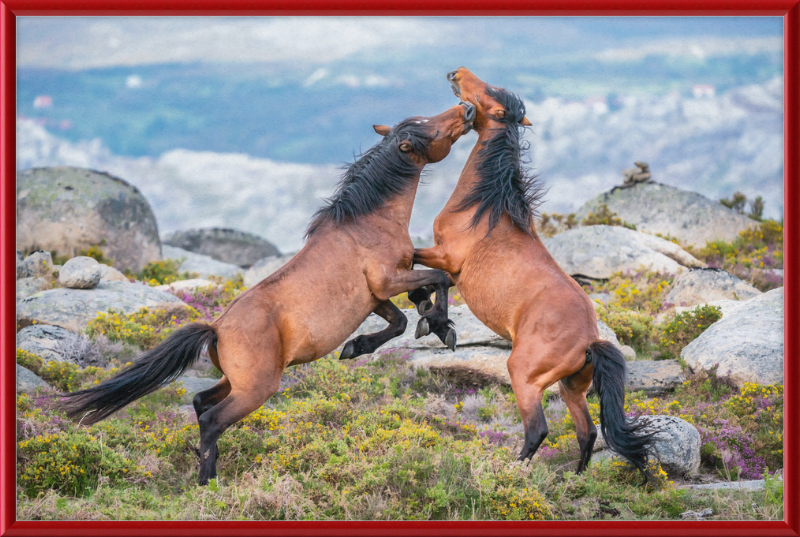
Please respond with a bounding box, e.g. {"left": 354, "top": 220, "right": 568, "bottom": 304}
{"left": 407, "top": 285, "right": 435, "bottom": 315}
{"left": 413, "top": 246, "right": 458, "bottom": 274}
{"left": 340, "top": 300, "right": 408, "bottom": 360}
{"left": 371, "top": 268, "right": 456, "bottom": 351}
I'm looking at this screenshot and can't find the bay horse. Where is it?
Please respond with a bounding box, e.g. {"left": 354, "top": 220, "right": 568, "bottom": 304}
{"left": 60, "top": 102, "right": 476, "bottom": 485}
{"left": 409, "top": 68, "right": 657, "bottom": 481}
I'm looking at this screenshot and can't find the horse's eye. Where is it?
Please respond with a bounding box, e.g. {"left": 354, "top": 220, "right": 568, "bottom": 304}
{"left": 495, "top": 110, "right": 506, "bottom": 119}
{"left": 434, "top": 130, "right": 440, "bottom": 138}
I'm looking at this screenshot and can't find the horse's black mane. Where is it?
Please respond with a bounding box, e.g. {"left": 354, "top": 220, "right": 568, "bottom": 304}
{"left": 305, "top": 118, "right": 435, "bottom": 238}
{"left": 454, "top": 84, "right": 546, "bottom": 236}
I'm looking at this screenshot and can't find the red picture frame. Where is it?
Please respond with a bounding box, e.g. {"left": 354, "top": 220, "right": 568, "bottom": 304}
{"left": 2, "top": 3, "right": 798, "bottom": 536}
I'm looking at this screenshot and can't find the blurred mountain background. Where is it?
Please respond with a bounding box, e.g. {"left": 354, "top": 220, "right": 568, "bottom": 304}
{"left": 16, "top": 17, "right": 784, "bottom": 252}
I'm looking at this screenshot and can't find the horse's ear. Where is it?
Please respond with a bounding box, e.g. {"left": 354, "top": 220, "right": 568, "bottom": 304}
{"left": 399, "top": 140, "right": 413, "bottom": 153}
{"left": 520, "top": 116, "right": 532, "bottom": 126}
{"left": 373, "top": 125, "right": 391, "bottom": 136}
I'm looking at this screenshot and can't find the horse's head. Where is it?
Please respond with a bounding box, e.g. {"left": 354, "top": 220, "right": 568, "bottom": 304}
{"left": 372, "top": 102, "right": 476, "bottom": 165}
{"left": 446, "top": 67, "right": 531, "bottom": 131}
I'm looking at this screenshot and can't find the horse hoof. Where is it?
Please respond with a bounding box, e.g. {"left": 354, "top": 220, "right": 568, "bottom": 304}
{"left": 340, "top": 340, "right": 356, "bottom": 360}
{"left": 415, "top": 317, "right": 430, "bottom": 338}
{"left": 445, "top": 328, "right": 457, "bottom": 352}
{"left": 417, "top": 299, "right": 433, "bottom": 315}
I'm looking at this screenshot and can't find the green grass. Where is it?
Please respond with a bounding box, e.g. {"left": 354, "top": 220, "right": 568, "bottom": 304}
{"left": 16, "top": 348, "right": 783, "bottom": 521}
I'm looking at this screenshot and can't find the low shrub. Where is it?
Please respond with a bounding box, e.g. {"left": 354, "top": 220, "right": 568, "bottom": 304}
{"left": 131, "top": 259, "right": 199, "bottom": 286}
{"left": 85, "top": 306, "right": 201, "bottom": 350}
{"left": 656, "top": 304, "right": 722, "bottom": 361}
{"left": 581, "top": 204, "right": 636, "bottom": 230}
{"left": 596, "top": 306, "right": 655, "bottom": 350}
{"left": 537, "top": 212, "right": 578, "bottom": 237}
{"left": 687, "top": 220, "right": 783, "bottom": 292}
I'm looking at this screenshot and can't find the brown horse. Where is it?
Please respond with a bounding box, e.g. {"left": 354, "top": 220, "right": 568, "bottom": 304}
{"left": 60, "top": 102, "right": 476, "bottom": 485}
{"left": 410, "top": 68, "right": 657, "bottom": 480}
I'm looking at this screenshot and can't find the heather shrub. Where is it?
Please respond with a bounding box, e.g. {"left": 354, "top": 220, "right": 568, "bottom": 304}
{"left": 168, "top": 276, "right": 245, "bottom": 321}
{"left": 656, "top": 304, "right": 722, "bottom": 361}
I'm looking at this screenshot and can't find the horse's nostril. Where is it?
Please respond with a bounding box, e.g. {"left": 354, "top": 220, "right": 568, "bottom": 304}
{"left": 460, "top": 101, "right": 476, "bottom": 121}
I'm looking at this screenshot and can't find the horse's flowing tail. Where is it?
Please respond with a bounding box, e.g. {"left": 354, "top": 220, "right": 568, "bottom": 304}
{"left": 588, "top": 339, "right": 658, "bottom": 482}
{"left": 60, "top": 323, "right": 217, "bottom": 425}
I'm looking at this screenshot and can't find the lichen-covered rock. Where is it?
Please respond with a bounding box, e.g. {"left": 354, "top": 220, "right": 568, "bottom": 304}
{"left": 16, "top": 167, "right": 162, "bottom": 273}
{"left": 58, "top": 256, "right": 102, "bottom": 289}
{"left": 664, "top": 268, "right": 761, "bottom": 308}
{"left": 16, "top": 324, "right": 103, "bottom": 366}
{"left": 162, "top": 245, "right": 242, "bottom": 280}
{"left": 626, "top": 360, "right": 684, "bottom": 394}
{"left": 542, "top": 225, "right": 704, "bottom": 279}
{"left": 16, "top": 280, "right": 187, "bottom": 333}
{"left": 17, "top": 364, "right": 51, "bottom": 394}
{"left": 640, "top": 415, "right": 701, "bottom": 477}
{"left": 574, "top": 182, "right": 757, "bottom": 247}
{"left": 244, "top": 254, "right": 296, "bottom": 288}
{"left": 163, "top": 228, "right": 279, "bottom": 268}
{"left": 682, "top": 287, "right": 783, "bottom": 387}
{"left": 18, "top": 250, "right": 53, "bottom": 279}
{"left": 16, "top": 277, "right": 50, "bottom": 302}
{"left": 17, "top": 325, "right": 78, "bottom": 362}
{"left": 98, "top": 264, "right": 128, "bottom": 283}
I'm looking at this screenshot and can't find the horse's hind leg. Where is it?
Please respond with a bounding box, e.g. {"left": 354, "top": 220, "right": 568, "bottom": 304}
{"left": 559, "top": 364, "right": 597, "bottom": 473}
{"left": 197, "top": 382, "right": 278, "bottom": 485}
{"left": 340, "top": 301, "right": 408, "bottom": 360}
{"left": 507, "top": 348, "right": 550, "bottom": 461}
{"left": 192, "top": 376, "right": 232, "bottom": 422}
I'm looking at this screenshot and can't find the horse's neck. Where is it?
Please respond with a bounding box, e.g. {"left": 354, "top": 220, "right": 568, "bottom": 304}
{"left": 379, "top": 171, "right": 423, "bottom": 229}
{"left": 447, "top": 129, "right": 496, "bottom": 209}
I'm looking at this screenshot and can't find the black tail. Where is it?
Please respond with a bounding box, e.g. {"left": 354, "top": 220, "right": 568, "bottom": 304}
{"left": 59, "top": 323, "right": 217, "bottom": 425}
{"left": 589, "top": 340, "right": 658, "bottom": 482}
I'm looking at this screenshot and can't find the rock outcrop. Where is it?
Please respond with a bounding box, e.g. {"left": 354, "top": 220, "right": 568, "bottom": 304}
{"left": 574, "top": 182, "right": 756, "bottom": 247}
{"left": 16, "top": 281, "right": 188, "bottom": 333}
{"left": 16, "top": 167, "right": 162, "bottom": 273}
{"left": 542, "top": 225, "right": 704, "bottom": 279}
{"left": 17, "top": 364, "right": 51, "bottom": 394}
{"left": 664, "top": 268, "right": 761, "bottom": 308}
{"left": 162, "top": 245, "right": 242, "bottom": 280}
{"left": 681, "top": 287, "right": 783, "bottom": 387}
{"left": 642, "top": 415, "right": 701, "bottom": 477}
{"left": 163, "top": 228, "right": 279, "bottom": 268}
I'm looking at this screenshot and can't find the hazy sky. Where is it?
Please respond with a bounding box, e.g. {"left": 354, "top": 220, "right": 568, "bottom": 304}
{"left": 18, "top": 16, "right": 783, "bottom": 70}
